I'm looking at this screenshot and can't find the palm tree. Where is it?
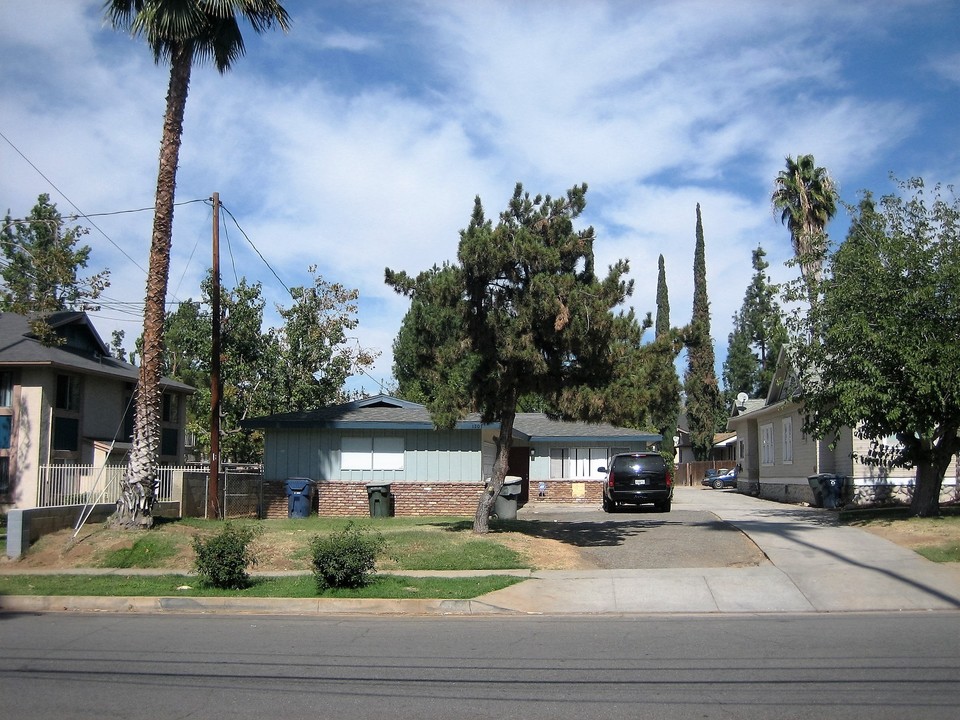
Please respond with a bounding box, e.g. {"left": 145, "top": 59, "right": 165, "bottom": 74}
{"left": 771, "top": 154, "right": 838, "bottom": 300}
{"left": 105, "top": 1, "right": 290, "bottom": 528}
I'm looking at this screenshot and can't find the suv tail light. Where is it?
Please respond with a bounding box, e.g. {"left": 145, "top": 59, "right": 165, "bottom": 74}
{"left": 607, "top": 471, "right": 615, "bottom": 489}
{"left": 665, "top": 469, "right": 673, "bottom": 487}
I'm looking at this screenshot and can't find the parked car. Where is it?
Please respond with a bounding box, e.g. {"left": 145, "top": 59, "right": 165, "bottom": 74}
{"left": 598, "top": 452, "right": 673, "bottom": 512}
{"left": 702, "top": 467, "right": 738, "bottom": 490}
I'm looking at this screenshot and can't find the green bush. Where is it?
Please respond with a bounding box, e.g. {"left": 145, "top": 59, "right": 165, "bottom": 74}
{"left": 192, "top": 523, "right": 260, "bottom": 589}
{"left": 310, "top": 522, "right": 385, "bottom": 591}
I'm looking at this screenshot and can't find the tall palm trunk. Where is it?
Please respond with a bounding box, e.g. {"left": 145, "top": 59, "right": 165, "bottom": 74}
{"left": 114, "top": 44, "right": 193, "bottom": 528}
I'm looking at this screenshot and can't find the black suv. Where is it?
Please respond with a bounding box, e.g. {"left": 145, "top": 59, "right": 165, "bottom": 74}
{"left": 599, "top": 452, "right": 673, "bottom": 512}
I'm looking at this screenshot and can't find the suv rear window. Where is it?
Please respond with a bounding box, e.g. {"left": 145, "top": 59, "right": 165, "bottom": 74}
{"left": 611, "top": 455, "right": 665, "bottom": 474}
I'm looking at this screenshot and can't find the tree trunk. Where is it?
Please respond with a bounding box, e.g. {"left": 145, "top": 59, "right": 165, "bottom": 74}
{"left": 113, "top": 46, "right": 193, "bottom": 529}
{"left": 911, "top": 461, "right": 943, "bottom": 518}
{"left": 473, "top": 409, "right": 516, "bottom": 534}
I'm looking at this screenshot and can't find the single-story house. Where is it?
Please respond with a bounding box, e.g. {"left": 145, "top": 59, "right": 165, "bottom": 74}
{"left": 727, "top": 349, "right": 958, "bottom": 506}
{"left": 243, "top": 394, "right": 661, "bottom": 517}
{"left": 0, "top": 311, "right": 194, "bottom": 510}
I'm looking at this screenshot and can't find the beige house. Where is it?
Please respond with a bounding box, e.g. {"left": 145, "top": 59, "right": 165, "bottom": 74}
{"left": 0, "top": 311, "right": 193, "bottom": 510}
{"left": 727, "top": 349, "right": 957, "bottom": 506}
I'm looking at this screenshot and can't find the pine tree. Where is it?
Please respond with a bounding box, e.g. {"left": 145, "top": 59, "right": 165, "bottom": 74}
{"left": 387, "top": 183, "right": 646, "bottom": 533}
{"left": 684, "top": 204, "right": 723, "bottom": 460}
{"left": 722, "top": 246, "right": 785, "bottom": 405}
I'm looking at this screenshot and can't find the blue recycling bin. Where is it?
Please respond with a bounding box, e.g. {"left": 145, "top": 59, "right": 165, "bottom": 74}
{"left": 285, "top": 477, "right": 315, "bottom": 518}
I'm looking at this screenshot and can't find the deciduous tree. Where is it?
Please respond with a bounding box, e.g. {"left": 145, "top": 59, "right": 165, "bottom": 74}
{"left": 794, "top": 179, "right": 960, "bottom": 517}
{"left": 1, "top": 194, "right": 109, "bottom": 343}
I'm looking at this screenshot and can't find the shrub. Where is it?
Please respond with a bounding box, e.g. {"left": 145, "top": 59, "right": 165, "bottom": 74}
{"left": 310, "top": 522, "right": 385, "bottom": 591}
{"left": 192, "top": 523, "right": 260, "bottom": 589}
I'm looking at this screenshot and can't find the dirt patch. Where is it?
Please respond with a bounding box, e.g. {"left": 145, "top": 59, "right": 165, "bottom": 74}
{"left": 854, "top": 516, "right": 960, "bottom": 557}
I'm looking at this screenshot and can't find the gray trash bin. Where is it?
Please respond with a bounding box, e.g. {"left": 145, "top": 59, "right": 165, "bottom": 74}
{"left": 366, "top": 483, "right": 392, "bottom": 518}
{"left": 285, "top": 477, "right": 315, "bottom": 518}
{"left": 493, "top": 475, "right": 522, "bottom": 520}
{"left": 807, "top": 473, "right": 846, "bottom": 509}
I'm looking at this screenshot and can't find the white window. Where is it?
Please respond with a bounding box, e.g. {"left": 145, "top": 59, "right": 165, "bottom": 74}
{"left": 341, "top": 437, "right": 404, "bottom": 471}
{"left": 549, "top": 447, "right": 615, "bottom": 479}
{"left": 372, "top": 437, "right": 405, "bottom": 470}
{"left": 782, "top": 417, "right": 793, "bottom": 464}
{"left": 761, "top": 424, "right": 774, "bottom": 466}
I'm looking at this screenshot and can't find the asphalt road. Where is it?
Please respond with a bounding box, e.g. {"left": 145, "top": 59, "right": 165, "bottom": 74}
{"left": 2, "top": 612, "right": 957, "bottom": 719}
{"left": 516, "top": 504, "right": 766, "bottom": 568}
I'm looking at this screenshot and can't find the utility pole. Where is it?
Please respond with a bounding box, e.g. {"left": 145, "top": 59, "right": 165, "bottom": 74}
{"left": 208, "top": 192, "right": 222, "bottom": 519}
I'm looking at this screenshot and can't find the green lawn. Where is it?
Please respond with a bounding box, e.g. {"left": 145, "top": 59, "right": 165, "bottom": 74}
{"left": 0, "top": 572, "right": 522, "bottom": 599}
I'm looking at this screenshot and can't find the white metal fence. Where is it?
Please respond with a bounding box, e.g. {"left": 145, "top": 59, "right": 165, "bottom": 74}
{"left": 36, "top": 464, "right": 265, "bottom": 519}
{"left": 37, "top": 465, "right": 185, "bottom": 508}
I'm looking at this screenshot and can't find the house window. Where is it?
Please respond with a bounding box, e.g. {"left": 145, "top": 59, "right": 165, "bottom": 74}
{"left": 341, "top": 437, "right": 405, "bottom": 471}
{"left": 760, "top": 423, "right": 774, "bottom": 466}
{"left": 0, "top": 372, "right": 12, "bottom": 407}
{"left": 0, "top": 457, "right": 8, "bottom": 494}
{"left": 549, "top": 447, "right": 613, "bottom": 479}
{"left": 53, "top": 416, "right": 80, "bottom": 451}
{"left": 782, "top": 417, "right": 794, "bottom": 464}
{"left": 160, "top": 428, "right": 179, "bottom": 457}
{"left": 56, "top": 374, "right": 80, "bottom": 411}
{"left": 0, "top": 416, "right": 10, "bottom": 449}
{"left": 162, "top": 393, "right": 179, "bottom": 423}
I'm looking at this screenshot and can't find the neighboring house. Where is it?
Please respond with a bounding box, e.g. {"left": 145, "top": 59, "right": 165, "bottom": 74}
{"left": 727, "top": 348, "right": 957, "bottom": 506}
{"left": 711, "top": 431, "right": 738, "bottom": 461}
{"left": 243, "top": 394, "right": 660, "bottom": 517}
{"left": 0, "top": 311, "right": 194, "bottom": 510}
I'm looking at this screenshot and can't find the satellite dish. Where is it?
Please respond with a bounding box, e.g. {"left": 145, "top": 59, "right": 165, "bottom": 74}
{"left": 736, "top": 392, "right": 748, "bottom": 409}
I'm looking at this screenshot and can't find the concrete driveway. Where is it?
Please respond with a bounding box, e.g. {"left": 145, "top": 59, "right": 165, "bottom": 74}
{"left": 515, "top": 500, "right": 766, "bottom": 569}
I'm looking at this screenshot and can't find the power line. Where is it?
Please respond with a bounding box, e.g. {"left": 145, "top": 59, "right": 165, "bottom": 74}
{"left": 218, "top": 202, "right": 292, "bottom": 296}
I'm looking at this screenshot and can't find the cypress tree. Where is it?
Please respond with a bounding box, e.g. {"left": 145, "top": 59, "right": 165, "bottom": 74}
{"left": 684, "top": 204, "right": 723, "bottom": 460}
{"left": 655, "top": 254, "right": 670, "bottom": 338}
{"left": 648, "top": 254, "right": 682, "bottom": 461}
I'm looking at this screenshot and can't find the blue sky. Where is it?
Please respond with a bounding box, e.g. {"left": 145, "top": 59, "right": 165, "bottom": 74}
{"left": 1, "top": 0, "right": 958, "bottom": 396}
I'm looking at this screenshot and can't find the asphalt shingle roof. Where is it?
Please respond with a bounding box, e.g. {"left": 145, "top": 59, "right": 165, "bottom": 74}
{"left": 0, "top": 312, "right": 193, "bottom": 393}
{"left": 245, "top": 395, "right": 660, "bottom": 442}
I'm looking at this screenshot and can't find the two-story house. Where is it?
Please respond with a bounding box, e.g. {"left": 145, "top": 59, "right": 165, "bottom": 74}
{"left": 0, "top": 311, "right": 193, "bottom": 510}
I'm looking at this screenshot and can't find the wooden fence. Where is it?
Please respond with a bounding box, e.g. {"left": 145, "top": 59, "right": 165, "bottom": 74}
{"left": 674, "top": 460, "right": 737, "bottom": 486}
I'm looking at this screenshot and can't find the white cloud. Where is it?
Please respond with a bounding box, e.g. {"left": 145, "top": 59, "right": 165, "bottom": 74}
{"left": 1, "top": 0, "right": 955, "bottom": 392}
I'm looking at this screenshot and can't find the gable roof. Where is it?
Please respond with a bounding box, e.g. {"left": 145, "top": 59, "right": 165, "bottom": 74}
{"left": 244, "top": 394, "right": 660, "bottom": 442}
{"left": 0, "top": 311, "right": 193, "bottom": 393}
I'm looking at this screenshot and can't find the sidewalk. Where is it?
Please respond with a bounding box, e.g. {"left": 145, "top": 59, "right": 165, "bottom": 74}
{"left": 3, "top": 488, "right": 960, "bottom": 616}
{"left": 477, "top": 490, "right": 960, "bottom": 615}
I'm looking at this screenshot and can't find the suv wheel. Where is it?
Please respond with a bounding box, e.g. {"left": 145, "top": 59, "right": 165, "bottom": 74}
{"left": 602, "top": 495, "right": 614, "bottom": 513}
{"left": 657, "top": 499, "right": 672, "bottom": 512}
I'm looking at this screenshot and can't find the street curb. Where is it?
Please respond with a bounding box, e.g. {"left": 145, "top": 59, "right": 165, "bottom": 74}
{"left": 0, "top": 594, "right": 521, "bottom": 616}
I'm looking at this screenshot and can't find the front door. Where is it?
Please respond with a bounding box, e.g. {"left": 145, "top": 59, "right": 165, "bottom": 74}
{"left": 507, "top": 446, "right": 531, "bottom": 503}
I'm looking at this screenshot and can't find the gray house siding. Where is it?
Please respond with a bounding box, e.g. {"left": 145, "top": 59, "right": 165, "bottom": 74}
{"left": 263, "top": 427, "right": 482, "bottom": 483}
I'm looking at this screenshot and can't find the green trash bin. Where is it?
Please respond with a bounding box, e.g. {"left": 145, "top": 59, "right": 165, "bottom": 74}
{"left": 366, "top": 483, "right": 392, "bottom": 518}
